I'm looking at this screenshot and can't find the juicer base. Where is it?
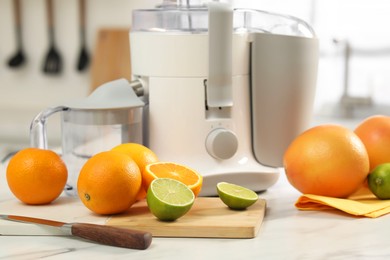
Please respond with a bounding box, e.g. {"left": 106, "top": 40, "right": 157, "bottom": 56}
{"left": 199, "top": 169, "right": 280, "bottom": 197}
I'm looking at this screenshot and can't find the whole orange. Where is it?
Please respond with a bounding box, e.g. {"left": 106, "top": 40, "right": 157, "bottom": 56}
{"left": 77, "top": 151, "right": 142, "bottom": 215}
{"left": 354, "top": 115, "right": 390, "bottom": 171}
{"left": 283, "top": 124, "right": 369, "bottom": 198}
{"left": 6, "top": 148, "right": 68, "bottom": 205}
{"left": 111, "top": 143, "right": 158, "bottom": 200}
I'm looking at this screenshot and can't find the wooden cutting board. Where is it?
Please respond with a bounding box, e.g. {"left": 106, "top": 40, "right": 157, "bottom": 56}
{"left": 0, "top": 197, "right": 266, "bottom": 239}
{"left": 107, "top": 197, "right": 266, "bottom": 238}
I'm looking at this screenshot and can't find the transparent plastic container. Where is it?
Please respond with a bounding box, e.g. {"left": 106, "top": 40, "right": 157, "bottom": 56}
{"left": 30, "top": 79, "right": 144, "bottom": 196}
{"left": 132, "top": 1, "right": 315, "bottom": 38}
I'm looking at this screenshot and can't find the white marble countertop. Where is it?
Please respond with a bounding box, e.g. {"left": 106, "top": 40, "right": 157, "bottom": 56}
{"left": 1, "top": 163, "right": 390, "bottom": 259}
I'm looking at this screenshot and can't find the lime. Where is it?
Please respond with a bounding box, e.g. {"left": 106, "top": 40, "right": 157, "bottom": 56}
{"left": 367, "top": 163, "right": 390, "bottom": 199}
{"left": 146, "top": 178, "right": 195, "bottom": 221}
{"left": 216, "top": 182, "right": 258, "bottom": 210}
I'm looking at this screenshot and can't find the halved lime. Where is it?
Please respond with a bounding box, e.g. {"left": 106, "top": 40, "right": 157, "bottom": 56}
{"left": 217, "top": 182, "right": 258, "bottom": 210}
{"left": 368, "top": 163, "right": 390, "bottom": 199}
{"left": 146, "top": 178, "right": 195, "bottom": 221}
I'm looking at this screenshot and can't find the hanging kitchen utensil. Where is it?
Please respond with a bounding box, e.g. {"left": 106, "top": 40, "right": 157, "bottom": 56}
{"left": 7, "top": 0, "right": 26, "bottom": 68}
{"left": 42, "top": 0, "right": 62, "bottom": 74}
{"left": 76, "top": 0, "right": 89, "bottom": 72}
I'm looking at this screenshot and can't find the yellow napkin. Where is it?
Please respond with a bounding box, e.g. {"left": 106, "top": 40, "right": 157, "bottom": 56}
{"left": 295, "top": 187, "right": 390, "bottom": 218}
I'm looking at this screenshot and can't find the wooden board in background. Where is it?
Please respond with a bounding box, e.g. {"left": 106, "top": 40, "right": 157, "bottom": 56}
{"left": 90, "top": 28, "right": 131, "bottom": 92}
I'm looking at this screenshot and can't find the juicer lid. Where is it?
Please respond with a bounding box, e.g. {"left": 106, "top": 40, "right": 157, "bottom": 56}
{"left": 131, "top": 1, "right": 316, "bottom": 38}
{"left": 64, "top": 78, "right": 144, "bottom": 110}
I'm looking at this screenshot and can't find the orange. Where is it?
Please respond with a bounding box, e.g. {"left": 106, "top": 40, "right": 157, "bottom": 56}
{"left": 77, "top": 151, "right": 141, "bottom": 215}
{"left": 144, "top": 162, "right": 203, "bottom": 196}
{"left": 6, "top": 148, "right": 68, "bottom": 205}
{"left": 354, "top": 115, "right": 390, "bottom": 171}
{"left": 111, "top": 143, "right": 158, "bottom": 200}
{"left": 283, "top": 124, "right": 369, "bottom": 198}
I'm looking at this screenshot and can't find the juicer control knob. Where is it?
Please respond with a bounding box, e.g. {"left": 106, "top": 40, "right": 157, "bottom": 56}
{"left": 206, "top": 129, "right": 238, "bottom": 160}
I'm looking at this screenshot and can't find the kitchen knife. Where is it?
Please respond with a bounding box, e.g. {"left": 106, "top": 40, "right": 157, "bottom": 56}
{"left": 0, "top": 214, "right": 152, "bottom": 250}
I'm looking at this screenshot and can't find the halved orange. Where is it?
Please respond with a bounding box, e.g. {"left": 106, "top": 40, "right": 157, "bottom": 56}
{"left": 144, "top": 162, "right": 203, "bottom": 197}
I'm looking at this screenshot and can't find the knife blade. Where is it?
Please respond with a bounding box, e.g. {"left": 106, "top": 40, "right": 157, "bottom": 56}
{"left": 0, "top": 214, "right": 152, "bottom": 250}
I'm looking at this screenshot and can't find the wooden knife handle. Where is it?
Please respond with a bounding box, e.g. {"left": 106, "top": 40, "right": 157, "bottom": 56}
{"left": 70, "top": 223, "right": 152, "bottom": 250}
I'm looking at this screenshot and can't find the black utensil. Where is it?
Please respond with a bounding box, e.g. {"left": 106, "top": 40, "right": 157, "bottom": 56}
{"left": 42, "top": 0, "right": 62, "bottom": 75}
{"left": 76, "top": 0, "right": 90, "bottom": 71}
{"left": 7, "top": 0, "right": 26, "bottom": 68}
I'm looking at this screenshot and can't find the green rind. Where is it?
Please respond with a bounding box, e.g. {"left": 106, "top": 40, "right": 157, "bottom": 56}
{"left": 368, "top": 163, "right": 390, "bottom": 200}
{"left": 146, "top": 178, "right": 195, "bottom": 221}
{"left": 216, "top": 182, "right": 258, "bottom": 210}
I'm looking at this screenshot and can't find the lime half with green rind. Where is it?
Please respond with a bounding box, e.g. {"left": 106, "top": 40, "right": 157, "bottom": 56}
{"left": 217, "top": 182, "right": 258, "bottom": 210}
{"left": 146, "top": 178, "right": 195, "bottom": 221}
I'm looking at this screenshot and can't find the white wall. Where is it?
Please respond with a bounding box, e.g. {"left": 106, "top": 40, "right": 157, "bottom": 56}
{"left": 0, "top": 0, "right": 159, "bottom": 145}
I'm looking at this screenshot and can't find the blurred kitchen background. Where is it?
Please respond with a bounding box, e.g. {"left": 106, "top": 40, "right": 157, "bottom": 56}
{"left": 1, "top": 0, "right": 390, "bottom": 151}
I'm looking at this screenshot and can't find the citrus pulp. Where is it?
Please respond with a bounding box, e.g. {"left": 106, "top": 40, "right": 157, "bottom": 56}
{"left": 216, "top": 182, "right": 258, "bottom": 210}
{"left": 144, "top": 162, "right": 203, "bottom": 196}
{"left": 146, "top": 178, "right": 195, "bottom": 221}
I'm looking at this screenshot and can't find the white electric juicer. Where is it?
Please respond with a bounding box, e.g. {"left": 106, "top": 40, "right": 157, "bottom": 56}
{"left": 129, "top": 1, "right": 319, "bottom": 196}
